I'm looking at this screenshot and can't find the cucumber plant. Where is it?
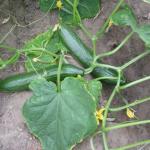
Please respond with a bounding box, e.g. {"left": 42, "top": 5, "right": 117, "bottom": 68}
{"left": 0, "top": 0, "right": 150, "bottom": 150}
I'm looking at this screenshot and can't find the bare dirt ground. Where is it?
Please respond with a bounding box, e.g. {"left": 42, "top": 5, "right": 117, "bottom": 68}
{"left": 0, "top": 0, "right": 150, "bottom": 150}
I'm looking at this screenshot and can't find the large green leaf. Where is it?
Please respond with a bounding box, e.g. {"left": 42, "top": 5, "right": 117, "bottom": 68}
{"left": 23, "top": 29, "right": 64, "bottom": 72}
{"left": 135, "top": 25, "right": 150, "bottom": 47}
{"left": 39, "top": 0, "right": 100, "bottom": 24}
{"left": 22, "top": 77, "right": 100, "bottom": 150}
{"left": 111, "top": 4, "right": 137, "bottom": 30}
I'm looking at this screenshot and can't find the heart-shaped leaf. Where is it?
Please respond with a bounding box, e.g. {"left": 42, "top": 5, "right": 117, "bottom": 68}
{"left": 22, "top": 77, "right": 101, "bottom": 150}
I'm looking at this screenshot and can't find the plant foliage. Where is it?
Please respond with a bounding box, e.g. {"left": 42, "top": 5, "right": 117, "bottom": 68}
{"left": 23, "top": 77, "right": 101, "bottom": 150}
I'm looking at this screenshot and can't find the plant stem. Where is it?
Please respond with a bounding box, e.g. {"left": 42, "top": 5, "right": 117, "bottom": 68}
{"left": 120, "top": 51, "right": 150, "bottom": 70}
{"left": 120, "top": 76, "right": 150, "bottom": 90}
{"left": 0, "top": 52, "right": 20, "bottom": 69}
{"left": 102, "top": 72, "right": 121, "bottom": 128}
{"left": 95, "top": 32, "right": 133, "bottom": 60}
{"left": 102, "top": 133, "right": 109, "bottom": 150}
{"left": 94, "top": 63, "right": 119, "bottom": 71}
{"left": 57, "top": 55, "right": 63, "bottom": 92}
{"left": 110, "top": 139, "right": 150, "bottom": 150}
{"left": 0, "top": 44, "right": 18, "bottom": 51}
{"left": 5, "top": 52, "right": 20, "bottom": 64}
{"left": 73, "top": 0, "right": 81, "bottom": 24}
{"left": 92, "top": 130, "right": 102, "bottom": 137}
{"left": 21, "top": 48, "right": 58, "bottom": 58}
{"left": 96, "top": 0, "right": 124, "bottom": 39}
{"left": 27, "top": 56, "right": 39, "bottom": 75}
{"left": 94, "top": 77, "right": 118, "bottom": 81}
{"left": 84, "top": 66, "right": 95, "bottom": 74}
{"left": 111, "top": 140, "right": 150, "bottom": 150}
{"left": 79, "top": 23, "right": 92, "bottom": 39}
{"left": 61, "top": 8, "right": 73, "bottom": 15}
{"left": 105, "top": 120, "right": 150, "bottom": 132}
{"left": 90, "top": 137, "right": 96, "bottom": 150}
{"left": 32, "top": 57, "right": 58, "bottom": 64}
{"left": 101, "top": 70, "right": 121, "bottom": 150}
{"left": 0, "top": 25, "right": 16, "bottom": 44}
{"left": 73, "top": 0, "right": 77, "bottom": 22}
{"left": 65, "top": 0, "right": 73, "bottom": 7}
{"left": 109, "top": 96, "right": 150, "bottom": 112}
{"left": 92, "top": 36, "right": 97, "bottom": 57}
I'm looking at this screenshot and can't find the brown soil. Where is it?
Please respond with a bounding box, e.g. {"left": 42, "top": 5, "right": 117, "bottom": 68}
{"left": 0, "top": 0, "right": 150, "bottom": 150}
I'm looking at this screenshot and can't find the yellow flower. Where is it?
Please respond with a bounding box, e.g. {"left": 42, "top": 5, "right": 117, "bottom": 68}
{"left": 108, "top": 20, "right": 113, "bottom": 27}
{"left": 56, "top": 0, "right": 63, "bottom": 10}
{"left": 126, "top": 108, "right": 135, "bottom": 119}
{"left": 96, "top": 108, "right": 105, "bottom": 124}
{"left": 106, "top": 19, "right": 113, "bottom": 32}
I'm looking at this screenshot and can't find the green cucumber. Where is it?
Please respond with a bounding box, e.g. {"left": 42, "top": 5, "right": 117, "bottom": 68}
{"left": 59, "top": 24, "right": 125, "bottom": 84}
{"left": 0, "top": 64, "right": 84, "bottom": 92}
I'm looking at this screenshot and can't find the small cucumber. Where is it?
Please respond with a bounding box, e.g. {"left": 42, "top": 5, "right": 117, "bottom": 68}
{"left": 59, "top": 24, "right": 125, "bottom": 84}
{"left": 0, "top": 64, "right": 84, "bottom": 92}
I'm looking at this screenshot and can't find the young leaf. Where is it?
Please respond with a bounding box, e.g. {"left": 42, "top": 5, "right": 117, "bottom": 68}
{"left": 23, "top": 29, "right": 62, "bottom": 72}
{"left": 22, "top": 77, "right": 100, "bottom": 150}
{"left": 111, "top": 3, "right": 150, "bottom": 47}
{"left": 135, "top": 25, "right": 150, "bottom": 47}
{"left": 0, "top": 52, "right": 20, "bottom": 69}
{"left": 25, "top": 53, "right": 54, "bottom": 72}
{"left": 24, "top": 29, "right": 59, "bottom": 53}
{"left": 111, "top": 4, "right": 137, "bottom": 30}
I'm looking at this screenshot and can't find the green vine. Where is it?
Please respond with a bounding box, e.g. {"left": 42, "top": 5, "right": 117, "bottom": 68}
{"left": 0, "top": 0, "right": 150, "bottom": 150}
